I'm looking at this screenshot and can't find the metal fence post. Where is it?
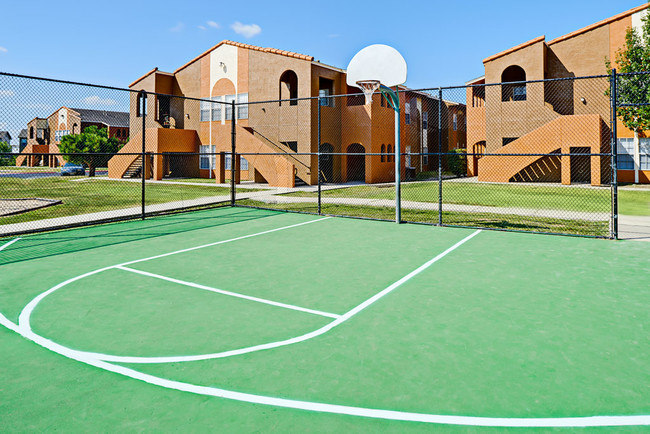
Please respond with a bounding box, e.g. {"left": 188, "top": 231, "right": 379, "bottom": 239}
{"left": 317, "top": 97, "right": 322, "bottom": 215}
{"left": 395, "top": 86, "right": 401, "bottom": 224}
{"left": 437, "top": 87, "right": 443, "bottom": 226}
{"left": 231, "top": 100, "right": 236, "bottom": 207}
{"left": 141, "top": 90, "right": 147, "bottom": 220}
{"left": 610, "top": 69, "right": 619, "bottom": 240}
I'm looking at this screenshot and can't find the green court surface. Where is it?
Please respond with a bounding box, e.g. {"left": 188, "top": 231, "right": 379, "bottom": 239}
{"left": 0, "top": 207, "right": 648, "bottom": 432}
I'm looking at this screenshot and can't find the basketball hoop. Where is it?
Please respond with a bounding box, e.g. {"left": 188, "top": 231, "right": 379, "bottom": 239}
{"left": 356, "top": 80, "right": 380, "bottom": 106}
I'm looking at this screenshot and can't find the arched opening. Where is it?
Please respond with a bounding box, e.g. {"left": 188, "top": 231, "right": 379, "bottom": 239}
{"left": 72, "top": 123, "right": 78, "bottom": 134}
{"left": 472, "top": 141, "right": 486, "bottom": 175}
{"left": 380, "top": 144, "right": 386, "bottom": 162}
{"left": 319, "top": 143, "right": 334, "bottom": 182}
{"left": 347, "top": 143, "right": 365, "bottom": 182}
{"left": 29, "top": 127, "right": 34, "bottom": 139}
{"left": 501, "top": 65, "right": 526, "bottom": 101}
{"left": 387, "top": 144, "right": 392, "bottom": 162}
{"left": 279, "top": 70, "right": 298, "bottom": 106}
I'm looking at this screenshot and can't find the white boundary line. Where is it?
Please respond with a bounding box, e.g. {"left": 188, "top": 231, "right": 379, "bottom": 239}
{"left": 3, "top": 222, "right": 649, "bottom": 427}
{"left": 116, "top": 266, "right": 341, "bottom": 319}
{"left": 0, "top": 237, "right": 21, "bottom": 252}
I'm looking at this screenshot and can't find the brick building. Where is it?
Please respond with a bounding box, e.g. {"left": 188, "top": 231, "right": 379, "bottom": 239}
{"left": 466, "top": 4, "right": 649, "bottom": 185}
{"left": 16, "top": 107, "right": 129, "bottom": 167}
{"left": 109, "top": 40, "right": 465, "bottom": 186}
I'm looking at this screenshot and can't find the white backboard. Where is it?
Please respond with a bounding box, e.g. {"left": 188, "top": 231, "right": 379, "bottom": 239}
{"left": 346, "top": 44, "right": 407, "bottom": 88}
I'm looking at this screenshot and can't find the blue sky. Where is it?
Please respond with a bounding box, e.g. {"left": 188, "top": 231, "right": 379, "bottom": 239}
{"left": 0, "top": 0, "right": 644, "bottom": 89}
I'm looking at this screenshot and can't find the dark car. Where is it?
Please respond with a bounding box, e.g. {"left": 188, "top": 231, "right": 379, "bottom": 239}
{"left": 61, "top": 163, "right": 85, "bottom": 176}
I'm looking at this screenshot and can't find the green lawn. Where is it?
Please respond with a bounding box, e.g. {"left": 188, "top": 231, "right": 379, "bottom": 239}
{"left": 237, "top": 200, "right": 609, "bottom": 237}
{"left": 0, "top": 177, "right": 232, "bottom": 225}
{"left": 293, "top": 181, "right": 649, "bottom": 216}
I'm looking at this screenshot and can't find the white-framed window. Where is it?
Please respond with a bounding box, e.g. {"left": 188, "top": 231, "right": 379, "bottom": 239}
{"left": 423, "top": 112, "right": 428, "bottom": 130}
{"left": 423, "top": 146, "right": 428, "bottom": 165}
{"left": 640, "top": 138, "right": 650, "bottom": 170}
{"left": 617, "top": 138, "right": 635, "bottom": 170}
{"left": 405, "top": 102, "right": 411, "bottom": 125}
{"left": 319, "top": 89, "right": 334, "bottom": 107}
{"left": 225, "top": 154, "right": 247, "bottom": 170}
{"left": 200, "top": 99, "right": 210, "bottom": 122}
{"left": 211, "top": 96, "right": 222, "bottom": 121}
{"left": 453, "top": 114, "right": 458, "bottom": 131}
{"left": 55, "top": 130, "right": 70, "bottom": 141}
{"left": 225, "top": 95, "right": 236, "bottom": 120}
{"left": 237, "top": 93, "right": 248, "bottom": 120}
{"left": 199, "top": 145, "right": 216, "bottom": 169}
{"left": 405, "top": 146, "right": 411, "bottom": 168}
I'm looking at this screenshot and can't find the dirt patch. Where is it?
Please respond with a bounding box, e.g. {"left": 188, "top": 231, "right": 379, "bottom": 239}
{"left": 0, "top": 198, "right": 62, "bottom": 216}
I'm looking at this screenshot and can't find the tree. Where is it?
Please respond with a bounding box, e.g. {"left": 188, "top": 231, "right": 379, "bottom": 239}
{"left": 59, "top": 126, "right": 121, "bottom": 176}
{"left": 606, "top": 10, "right": 650, "bottom": 182}
{"left": 0, "top": 141, "right": 15, "bottom": 166}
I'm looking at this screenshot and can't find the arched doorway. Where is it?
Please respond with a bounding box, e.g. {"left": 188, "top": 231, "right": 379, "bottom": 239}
{"left": 347, "top": 143, "right": 365, "bottom": 182}
{"left": 319, "top": 143, "right": 334, "bottom": 182}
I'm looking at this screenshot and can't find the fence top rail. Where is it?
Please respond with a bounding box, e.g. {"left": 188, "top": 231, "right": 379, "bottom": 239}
{"left": 2, "top": 70, "right": 618, "bottom": 108}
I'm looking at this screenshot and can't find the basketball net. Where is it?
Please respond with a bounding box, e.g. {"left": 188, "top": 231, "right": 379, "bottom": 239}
{"left": 356, "top": 80, "right": 380, "bottom": 106}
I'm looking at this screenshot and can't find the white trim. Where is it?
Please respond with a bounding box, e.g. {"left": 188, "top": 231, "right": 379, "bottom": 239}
{"left": 116, "top": 266, "right": 340, "bottom": 319}
{"left": 0, "top": 237, "right": 20, "bottom": 252}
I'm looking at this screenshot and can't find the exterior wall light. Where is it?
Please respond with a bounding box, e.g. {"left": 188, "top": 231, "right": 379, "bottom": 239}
{"left": 580, "top": 97, "right": 586, "bottom": 104}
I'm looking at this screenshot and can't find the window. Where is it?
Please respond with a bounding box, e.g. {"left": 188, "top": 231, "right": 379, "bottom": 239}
{"left": 319, "top": 77, "right": 334, "bottom": 107}
{"left": 199, "top": 145, "right": 216, "bottom": 169}
{"left": 617, "top": 138, "right": 635, "bottom": 170}
{"left": 641, "top": 138, "right": 650, "bottom": 170}
{"left": 405, "top": 103, "right": 411, "bottom": 125}
{"left": 156, "top": 95, "right": 170, "bottom": 122}
{"left": 224, "top": 154, "right": 247, "bottom": 170}
{"left": 453, "top": 114, "right": 457, "bottom": 131}
{"left": 381, "top": 144, "right": 386, "bottom": 162}
{"left": 200, "top": 99, "right": 210, "bottom": 122}
{"left": 405, "top": 146, "right": 411, "bottom": 168}
{"left": 387, "top": 144, "right": 392, "bottom": 162}
{"left": 237, "top": 93, "right": 248, "bottom": 119}
{"left": 423, "top": 146, "right": 429, "bottom": 165}
{"left": 423, "top": 112, "right": 428, "bottom": 130}
{"left": 211, "top": 96, "right": 222, "bottom": 122}
{"left": 55, "top": 130, "right": 70, "bottom": 141}
{"left": 225, "top": 95, "right": 236, "bottom": 120}
{"left": 29, "top": 127, "right": 34, "bottom": 139}
{"left": 513, "top": 86, "right": 526, "bottom": 101}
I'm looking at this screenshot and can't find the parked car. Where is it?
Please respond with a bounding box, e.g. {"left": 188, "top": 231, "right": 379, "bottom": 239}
{"left": 61, "top": 163, "right": 85, "bottom": 176}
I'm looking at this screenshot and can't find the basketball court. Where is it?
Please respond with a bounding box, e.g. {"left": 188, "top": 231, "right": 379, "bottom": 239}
{"left": 1, "top": 207, "right": 648, "bottom": 430}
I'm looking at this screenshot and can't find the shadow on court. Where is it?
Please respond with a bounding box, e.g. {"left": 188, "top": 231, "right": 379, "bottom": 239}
{"left": 0, "top": 207, "right": 276, "bottom": 266}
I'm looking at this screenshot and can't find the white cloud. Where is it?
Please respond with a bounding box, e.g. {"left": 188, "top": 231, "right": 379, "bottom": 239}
{"left": 231, "top": 21, "right": 261, "bottom": 38}
{"left": 207, "top": 21, "right": 220, "bottom": 29}
{"left": 0, "top": 90, "right": 14, "bottom": 97}
{"left": 198, "top": 25, "right": 207, "bottom": 30}
{"left": 170, "top": 22, "right": 185, "bottom": 32}
{"left": 83, "top": 95, "right": 118, "bottom": 106}
{"left": 0, "top": 46, "right": 7, "bottom": 53}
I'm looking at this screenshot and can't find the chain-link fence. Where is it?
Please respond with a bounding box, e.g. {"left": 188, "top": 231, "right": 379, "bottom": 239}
{"left": 2, "top": 71, "right": 635, "bottom": 239}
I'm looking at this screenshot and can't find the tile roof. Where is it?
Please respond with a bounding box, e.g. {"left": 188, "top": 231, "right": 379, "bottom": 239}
{"left": 174, "top": 40, "right": 314, "bottom": 74}
{"left": 70, "top": 108, "right": 130, "bottom": 128}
